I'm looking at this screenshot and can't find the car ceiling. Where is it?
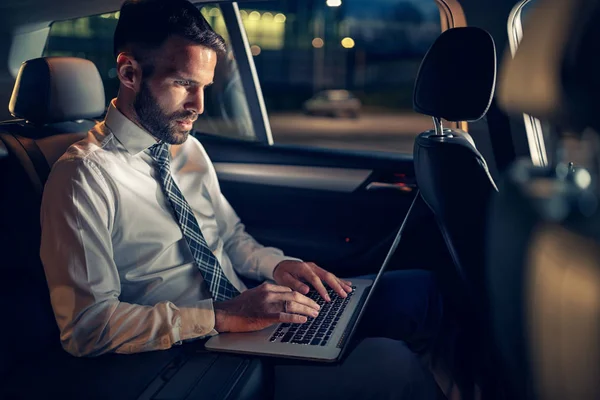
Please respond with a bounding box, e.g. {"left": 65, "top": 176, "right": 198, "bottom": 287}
{"left": 0, "top": 0, "right": 120, "bottom": 33}
{"left": 0, "top": 0, "right": 240, "bottom": 34}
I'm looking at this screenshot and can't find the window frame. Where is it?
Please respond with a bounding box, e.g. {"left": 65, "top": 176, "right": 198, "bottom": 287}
{"left": 507, "top": 0, "right": 549, "bottom": 167}
{"left": 220, "top": 2, "right": 273, "bottom": 145}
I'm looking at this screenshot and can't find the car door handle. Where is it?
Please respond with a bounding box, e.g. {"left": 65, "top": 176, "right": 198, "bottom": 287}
{"left": 365, "top": 182, "right": 416, "bottom": 192}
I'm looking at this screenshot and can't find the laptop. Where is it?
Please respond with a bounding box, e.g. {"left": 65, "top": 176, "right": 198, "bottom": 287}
{"left": 205, "top": 194, "right": 419, "bottom": 362}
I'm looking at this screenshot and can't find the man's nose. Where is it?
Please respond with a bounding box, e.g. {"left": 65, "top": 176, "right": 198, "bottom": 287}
{"left": 185, "top": 87, "right": 204, "bottom": 115}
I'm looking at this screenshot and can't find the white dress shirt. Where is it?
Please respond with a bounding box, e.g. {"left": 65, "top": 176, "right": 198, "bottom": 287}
{"left": 40, "top": 101, "right": 298, "bottom": 357}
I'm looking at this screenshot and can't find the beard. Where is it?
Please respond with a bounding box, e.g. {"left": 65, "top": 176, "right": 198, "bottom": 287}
{"left": 133, "top": 80, "right": 196, "bottom": 145}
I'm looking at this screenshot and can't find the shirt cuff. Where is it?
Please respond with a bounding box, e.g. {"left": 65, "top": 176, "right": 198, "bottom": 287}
{"left": 174, "top": 299, "right": 218, "bottom": 343}
{"left": 258, "top": 253, "right": 303, "bottom": 281}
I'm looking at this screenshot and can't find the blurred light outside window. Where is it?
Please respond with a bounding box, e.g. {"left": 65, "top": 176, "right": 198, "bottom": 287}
{"left": 508, "top": 0, "right": 549, "bottom": 167}
{"left": 240, "top": 0, "right": 441, "bottom": 154}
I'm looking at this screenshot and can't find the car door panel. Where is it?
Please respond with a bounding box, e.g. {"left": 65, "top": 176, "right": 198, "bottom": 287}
{"left": 213, "top": 163, "right": 373, "bottom": 192}
{"left": 196, "top": 133, "right": 432, "bottom": 277}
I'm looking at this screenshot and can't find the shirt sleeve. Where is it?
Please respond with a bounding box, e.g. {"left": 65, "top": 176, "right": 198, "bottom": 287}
{"left": 199, "top": 148, "right": 302, "bottom": 282}
{"left": 40, "top": 156, "right": 216, "bottom": 357}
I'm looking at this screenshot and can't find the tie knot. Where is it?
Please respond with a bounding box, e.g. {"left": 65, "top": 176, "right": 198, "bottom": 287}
{"left": 150, "top": 142, "right": 170, "bottom": 165}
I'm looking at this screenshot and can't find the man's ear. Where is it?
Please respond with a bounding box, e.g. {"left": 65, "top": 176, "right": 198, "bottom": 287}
{"left": 116, "top": 52, "right": 141, "bottom": 91}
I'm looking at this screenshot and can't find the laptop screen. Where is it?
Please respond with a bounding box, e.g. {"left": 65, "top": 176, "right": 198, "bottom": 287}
{"left": 337, "top": 192, "right": 421, "bottom": 358}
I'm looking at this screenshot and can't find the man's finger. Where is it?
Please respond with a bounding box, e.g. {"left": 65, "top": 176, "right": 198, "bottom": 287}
{"left": 279, "top": 312, "right": 308, "bottom": 324}
{"left": 340, "top": 280, "right": 353, "bottom": 293}
{"left": 282, "top": 272, "right": 310, "bottom": 294}
{"left": 280, "top": 291, "right": 320, "bottom": 311}
{"left": 261, "top": 282, "right": 293, "bottom": 293}
{"left": 263, "top": 313, "right": 284, "bottom": 326}
{"left": 284, "top": 301, "right": 320, "bottom": 318}
{"left": 342, "top": 279, "right": 352, "bottom": 287}
{"left": 306, "top": 272, "right": 330, "bottom": 302}
{"left": 322, "top": 272, "right": 347, "bottom": 298}
{"left": 313, "top": 267, "right": 347, "bottom": 298}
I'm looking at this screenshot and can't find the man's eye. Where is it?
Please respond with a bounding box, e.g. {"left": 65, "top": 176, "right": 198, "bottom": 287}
{"left": 175, "top": 80, "right": 190, "bottom": 86}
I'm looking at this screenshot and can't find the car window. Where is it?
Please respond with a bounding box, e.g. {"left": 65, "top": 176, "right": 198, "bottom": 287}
{"left": 508, "top": 0, "right": 549, "bottom": 167}
{"left": 43, "top": 4, "right": 257, "bottom": 141}
{"left": 520, "top": 0, "right": 536, "bottom": 21}
{"left": 238, "top": 0, "right": 441, "bottom": 154}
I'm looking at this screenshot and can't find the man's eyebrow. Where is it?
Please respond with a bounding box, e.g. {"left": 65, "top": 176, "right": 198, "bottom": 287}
{"left": 172, "top": 74, "right": 199, "bottom": 84}
{"left": 171, "top": 73, "right": 214, "bottom": 87}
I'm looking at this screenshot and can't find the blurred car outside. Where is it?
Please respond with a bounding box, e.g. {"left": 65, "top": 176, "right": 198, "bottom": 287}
{"left": 302, "top": 90, "right": 362, "bottom": 119}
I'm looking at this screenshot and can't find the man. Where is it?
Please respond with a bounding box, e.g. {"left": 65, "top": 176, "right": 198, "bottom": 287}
{"left": 40, "top": 0, "right": 443, "bottom": 398}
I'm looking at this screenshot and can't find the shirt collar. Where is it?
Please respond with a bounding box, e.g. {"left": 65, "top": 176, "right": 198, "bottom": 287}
{"left": 105, "top": 99, "right": 159, "bottom": 155}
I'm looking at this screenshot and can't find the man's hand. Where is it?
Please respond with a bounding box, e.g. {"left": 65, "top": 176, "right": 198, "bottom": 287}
{"left": 273, "top": 260, "right": 353, "bottom": 302}
{"left": 213, "top": 282, "right": 320, "bottom": 333}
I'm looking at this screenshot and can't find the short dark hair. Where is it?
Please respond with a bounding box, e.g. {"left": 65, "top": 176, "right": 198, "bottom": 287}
{"left": 113, "top": 0, "right": 226, "bottom": 61}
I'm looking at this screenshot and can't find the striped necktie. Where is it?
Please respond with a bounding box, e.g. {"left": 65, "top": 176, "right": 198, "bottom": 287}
{"left": 150, "top": 142, "right": 239, "bottom": 302}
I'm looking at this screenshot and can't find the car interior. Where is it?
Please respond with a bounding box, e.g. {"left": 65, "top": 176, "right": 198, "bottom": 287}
{"left": 1, "top": 0, "right": 599, "bottom": 398}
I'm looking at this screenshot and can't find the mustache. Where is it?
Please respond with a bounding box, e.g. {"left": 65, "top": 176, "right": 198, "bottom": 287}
{"left": 171, "top": 111, "right": 197, "bottom": 122}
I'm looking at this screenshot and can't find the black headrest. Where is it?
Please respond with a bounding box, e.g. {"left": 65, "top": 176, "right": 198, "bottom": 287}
{"left": 498, "top": 0, "right": 600, "bottom": 131}
{"left": 413, "top": 27, "right": 497, "bottom": 122}
{"left": 9, "top": 57, "right": 105, "bottom": 125}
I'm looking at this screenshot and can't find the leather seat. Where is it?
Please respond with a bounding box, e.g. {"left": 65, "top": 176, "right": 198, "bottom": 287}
{"left": 487, "top": 163, "right": 600, "bottom": 400}
{"left": 411, "top": 27, "right": 499, "bottom": 397}
{"left": 489, "top": 0, "right": 600, "bottom": 398}
{"left": 413, "top": 26, "right": 497, "bottom": 309}
{"left": 0, "top": 56, "right": 105, "bottom": 376}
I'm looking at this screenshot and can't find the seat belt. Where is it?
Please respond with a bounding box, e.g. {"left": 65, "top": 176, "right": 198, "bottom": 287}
{"left": 0, "top": 129, "right": 51, "bottom": 195}
{"left": 13, "top": 134, "right": 51, "bottom": 186}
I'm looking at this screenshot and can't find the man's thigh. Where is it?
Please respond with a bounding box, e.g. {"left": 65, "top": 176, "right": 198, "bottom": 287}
{"left": 353, "top": 269, "right": 443, "bottom": 352}
{"left": 273, "top": 337, "right": 438, "bottom": 400}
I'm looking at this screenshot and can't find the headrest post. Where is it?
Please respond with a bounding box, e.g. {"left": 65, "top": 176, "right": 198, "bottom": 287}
{"left": 433, "top": 117, "right": 444, "bottom": 136}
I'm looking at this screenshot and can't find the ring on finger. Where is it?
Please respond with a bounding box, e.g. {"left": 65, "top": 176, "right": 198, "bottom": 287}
{"left": 284, "top": 300, "right": 288, "bottom": 313}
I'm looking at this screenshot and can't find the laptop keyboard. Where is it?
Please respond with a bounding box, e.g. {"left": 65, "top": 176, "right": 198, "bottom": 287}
{"left": 268, "top": 285, "right": 356, "bottom": 346}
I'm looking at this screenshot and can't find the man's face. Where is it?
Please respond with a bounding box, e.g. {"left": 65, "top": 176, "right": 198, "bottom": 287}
{"left": 133, "top": 36, "right": 217, "bottom": 145}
